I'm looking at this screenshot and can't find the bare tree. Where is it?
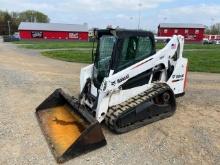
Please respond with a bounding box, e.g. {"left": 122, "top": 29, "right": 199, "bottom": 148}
{"left": 206, "top": 23, "right": 220, "bottom": 35}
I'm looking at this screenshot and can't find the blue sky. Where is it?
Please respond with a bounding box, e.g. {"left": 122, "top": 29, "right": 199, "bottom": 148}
{"left": 1, "top": 0, "right": 220, "bottom": 31}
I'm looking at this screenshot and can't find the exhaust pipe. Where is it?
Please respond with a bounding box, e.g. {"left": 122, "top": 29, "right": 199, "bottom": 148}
{"left": 36, "top": 89, "right": 106, "bottom": 163}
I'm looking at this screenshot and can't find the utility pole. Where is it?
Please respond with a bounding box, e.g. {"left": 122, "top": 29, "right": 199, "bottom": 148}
{"left": 211, "top": 17, "right": 215, "bottom": 26}
{"left": 7, "top": 21, "right": 11, "bottom": 36}
{"left": 138, "top": 3, "right": 142, "bottom": 30}
{"left": 129, "top": 16, "right": 134, "bottom": 29}
{"left": 31, "top": 11, "right": 34, "bottom": 22}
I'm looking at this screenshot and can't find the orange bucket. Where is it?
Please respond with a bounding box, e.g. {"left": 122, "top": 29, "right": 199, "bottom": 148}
{"left": 36, "top": 89, "right": 106, "bottom": 163}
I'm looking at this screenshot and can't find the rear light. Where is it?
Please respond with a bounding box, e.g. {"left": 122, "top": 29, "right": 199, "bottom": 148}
{"left": 184, "top": 63, "right": 188, "bottom": 90}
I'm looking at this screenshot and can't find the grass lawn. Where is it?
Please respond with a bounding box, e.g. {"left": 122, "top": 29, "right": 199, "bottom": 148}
{"left": 183, "top": 50, "right": 220, "bottom": 73}
{"left": 184, "top": 44, "right": 220, "bottom": 49}
{"left": 14, "top": 40, "right": 220, "bottom": 50}
{"left": 42, "top": 50, "right": 92, "bottom": 63}
{"left": 156, "top": 43, "right": 220, "bottom": 50}
{"left": 13, "top": 40, "right": 43, "bottom": 44}
{"left": 14, "top": 40, "right": 220, "bottom": 73}
{"left": 14, "top": 40, "right": 94, "bottom": 49}
{"left": 42, "top": 49, "right": 220, "bottom": 73}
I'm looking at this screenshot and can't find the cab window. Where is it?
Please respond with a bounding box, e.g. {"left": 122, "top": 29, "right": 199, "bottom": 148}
{"left": 117, "top": 36, "right": 153, "bottom": 71}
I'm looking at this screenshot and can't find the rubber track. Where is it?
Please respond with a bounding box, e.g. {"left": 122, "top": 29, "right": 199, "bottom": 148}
{"left": 105, "top": 83, "right": 175, "bottom": 133}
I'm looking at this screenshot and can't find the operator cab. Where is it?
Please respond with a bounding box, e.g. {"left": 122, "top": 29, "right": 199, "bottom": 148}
{"left": 92, "top": 29, "right": 156, "bottom": 88}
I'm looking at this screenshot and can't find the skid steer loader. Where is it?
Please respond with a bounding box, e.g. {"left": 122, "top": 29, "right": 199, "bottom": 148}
{"left": 36, "top": 29, "right": 188, "bottom": 163}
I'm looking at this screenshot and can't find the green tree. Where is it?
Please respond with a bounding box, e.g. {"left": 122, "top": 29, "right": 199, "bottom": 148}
{"left": 19, "top": 10, "right": 49, "bottom": 23}
{"left": 0, "top": 10, "right": 12, "bottom": 35}
{"left": 0, "top": 10, "right": 50, "bottom": 35}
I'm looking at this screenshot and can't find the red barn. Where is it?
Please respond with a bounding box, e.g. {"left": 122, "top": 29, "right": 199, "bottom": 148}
{"left": 204, "top": 34, "right": 220, "bottom": 41}
{"left": 18, "top": 22, "right": 88, "bottom": 41}
{"left": 158, "top": 23, "right": 205, "bottom": 43}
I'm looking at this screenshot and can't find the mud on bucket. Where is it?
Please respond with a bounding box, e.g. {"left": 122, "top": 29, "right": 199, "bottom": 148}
{"left": 36, "top": 89, "right": 107, "bottom": 163}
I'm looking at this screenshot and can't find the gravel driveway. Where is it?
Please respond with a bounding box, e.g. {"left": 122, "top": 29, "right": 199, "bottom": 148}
{"left": 0, "top": 41, "right": 220, "bottom": 165}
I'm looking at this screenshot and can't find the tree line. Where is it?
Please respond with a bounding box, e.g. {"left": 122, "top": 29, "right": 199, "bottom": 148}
{"left": 205, "top": 23, "right": 220, "bottom": 35}
{"left": 0, "top": 10, "right": 49, "bottom": 35}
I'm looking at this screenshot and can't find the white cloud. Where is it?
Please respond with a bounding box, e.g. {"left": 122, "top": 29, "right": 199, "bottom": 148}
{"left": 115, "top": 14, "right": 135, "bottom": 20}
{"left": 158, "top": 4, "right": 220, "bottom": 25}
{"left": 1, "top": 1, "right": 220, "bottom": 29}
{"left": 69, "top": 0, "right": 173, "bottom": 11}
{"left": 0, "top": 0, "right": 174, "bottom": 28}
{"left": 0, "top": 0, "right": 55, "bottom": 12}
{"left": 0, "top": 0, "right": 173, "bottom": 12}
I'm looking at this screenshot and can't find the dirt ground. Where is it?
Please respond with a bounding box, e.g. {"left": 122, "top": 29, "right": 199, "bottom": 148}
{"left": 0, "top": 40, "right": 220, "bottom": 165}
